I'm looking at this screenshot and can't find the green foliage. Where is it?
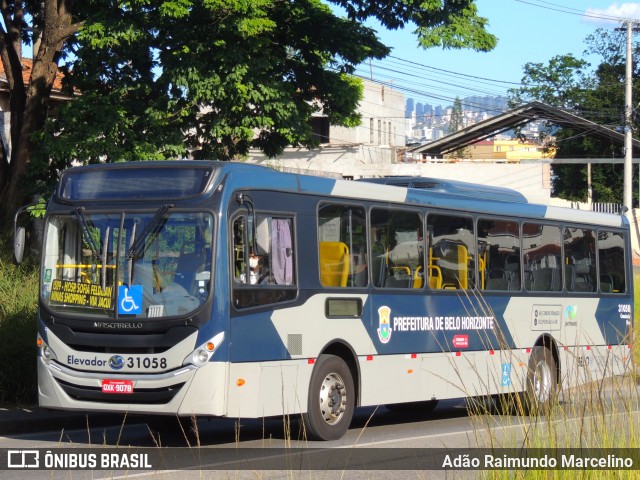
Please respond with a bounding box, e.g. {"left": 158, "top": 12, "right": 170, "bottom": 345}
{"left": 25, "top": 0, "right": 496, "bottom": 196}
{"left": 508, "top": 30, "right": 640, "bottom": 203}
{"left": 26, "top": 198, "right": 47, "bottom": 219}
{"left": 0, "top": 230, "right": 39, "bottom": 405}
{"left": 446, "top": 97, "right": 471, "bottom": 159}
{"left": 508, "top": 54, "right": 592, "bottom": 108}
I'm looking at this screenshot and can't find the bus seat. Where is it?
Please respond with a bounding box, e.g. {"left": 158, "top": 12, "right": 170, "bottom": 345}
{"left": 485, "top": 269, "right": 509, "bottom": 291}
{"left": 435, "top": 241, "right": 469, "bottom": 289}
{"left": 505, "top": 256, "right": 520, "bottom": 288}
{"left": 600, "top": 274, "right": 613, "bottom": 293}
{"left": 319, "top": 241, "right": 350, "bottom": 287}
{"left": 384, "top": 266, "right": 412, "bottom": 288}
{"left": 456, "top": 244, "right": 469, "bottom": 289}
{"left": 428, "top": 265, "right": 442, "bottom": 289}
{"left": 531, "top": 268, "right": 560, "bottom": 291}
{"left": 413, "top": 266, "right": 423, "bottom": 288}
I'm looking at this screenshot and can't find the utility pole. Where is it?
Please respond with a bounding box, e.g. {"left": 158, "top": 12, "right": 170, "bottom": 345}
{"left": 620, "top": 20, "right": 639, "bottom": 213}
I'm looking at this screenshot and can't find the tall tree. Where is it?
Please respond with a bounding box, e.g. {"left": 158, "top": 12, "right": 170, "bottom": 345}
{"left": 0, "top": 0, "right": 497, "bottom": 219}
{"left": 508, "top": 30, "right": 640, "bottom": 204}
{"left": 0, "top": 0, "right": 81, "bottom": 219}
{"left": 445, "top": 97, "right": 470, "bottom": 159}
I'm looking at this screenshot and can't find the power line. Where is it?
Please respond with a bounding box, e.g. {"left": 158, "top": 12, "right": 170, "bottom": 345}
{"left": 515, "top": 0, "right": 639, "bottom": 22}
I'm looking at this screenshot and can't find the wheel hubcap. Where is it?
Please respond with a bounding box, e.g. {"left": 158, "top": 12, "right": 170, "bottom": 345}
{"left": 534, "top": 360, "right": 552, "bottom": 403}
{"left": 319, "top": 372, "right": 347, "bottom": 425}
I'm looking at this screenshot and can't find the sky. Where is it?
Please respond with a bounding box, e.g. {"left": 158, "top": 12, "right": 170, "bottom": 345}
{"left": 352, "top": 0, "right": 640, "bottom": 108}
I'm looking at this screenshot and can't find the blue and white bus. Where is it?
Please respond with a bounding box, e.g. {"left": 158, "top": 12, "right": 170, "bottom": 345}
{"left": 29, "top": 161, "right": 633, "bottom": 440}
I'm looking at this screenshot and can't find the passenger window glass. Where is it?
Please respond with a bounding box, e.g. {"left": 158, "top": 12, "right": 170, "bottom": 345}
{"left": 564, "top": 228, "right": 596, "bottom": 292}
{"left": 427, "top": 214, "right": 475, "bottom": 290}
{"left": 370, "top": 208, "right": 424, "bottom": 289}
{"left": 478, "top": 219, "right": 521, "bottom": 291}
{"left": 318, "top": 204, "right": 368, "bottom": 288}
{"left": 523, "top": 223, "right": 562, "bottom": 292}
{"left": 598, "top": 231, "right": 626, "bottom": 293}
{"left": 232, "top": 214, "right": 296, "bottom": 309}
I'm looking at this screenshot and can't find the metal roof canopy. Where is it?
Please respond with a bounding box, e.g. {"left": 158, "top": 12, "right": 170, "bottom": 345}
{"left": 410, "top": 100, "right": 640, "bottom": 157}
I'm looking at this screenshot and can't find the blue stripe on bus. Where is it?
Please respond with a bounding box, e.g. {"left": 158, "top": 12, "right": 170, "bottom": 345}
{"left": 364, "top": 293, "right": 514, "bottom": 354}
{"left": 595, "top": 297, "right": 632, "bottom": 345}
{"left": 228, "top": 310, "right": 292, "bottom": 362}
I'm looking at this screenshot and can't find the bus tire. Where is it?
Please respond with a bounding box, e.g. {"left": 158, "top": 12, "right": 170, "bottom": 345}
{"left": 524, "top": 346, "right": 557, "bottom": 415}
{"left": 302, "top": 354, "right": 355, "bottom": 441}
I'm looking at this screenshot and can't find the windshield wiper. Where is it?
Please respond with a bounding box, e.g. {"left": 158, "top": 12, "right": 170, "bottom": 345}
{"left": 74, "top": 207, "right": 102, "bottom": 262}
{"left": 127, "top": 203, "right": 173, "bottom": 261}
{"left": 74, "top": 207, "right": 111, "bottom": 288}
{"left": 126, "top": 222, "right": 137, "bottom": 286}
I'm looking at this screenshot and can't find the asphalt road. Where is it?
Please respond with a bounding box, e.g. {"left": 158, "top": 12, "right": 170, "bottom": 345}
{"left": 0, "top": 376, "right": 638, "bottom": 479}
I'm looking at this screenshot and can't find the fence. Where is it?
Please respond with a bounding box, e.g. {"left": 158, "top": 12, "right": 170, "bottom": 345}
{"left": 549, "top": 198, "right": 623, "bottom": 215}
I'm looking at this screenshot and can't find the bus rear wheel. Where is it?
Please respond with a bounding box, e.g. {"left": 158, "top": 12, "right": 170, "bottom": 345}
{"left": 524, "top": 346, "right": 557, "bottom": 415}
{"left": 302, "top": 354, "right": 355, "bottom": 441}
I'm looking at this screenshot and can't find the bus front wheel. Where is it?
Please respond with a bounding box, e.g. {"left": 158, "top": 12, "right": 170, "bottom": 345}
{"left": 303, "top": 354, "right": 355, "bottom": 441}
{"left": 524, "top": 346, "right": 557, "bottom": 415}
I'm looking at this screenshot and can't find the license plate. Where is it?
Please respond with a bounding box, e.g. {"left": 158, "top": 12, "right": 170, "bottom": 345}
{"left": 101, "top": 379, "right": 134, "bottom": 394}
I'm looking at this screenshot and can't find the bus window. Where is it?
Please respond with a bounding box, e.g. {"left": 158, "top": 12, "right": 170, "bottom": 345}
{"left": 427, "top": 213, "right": 475, "bottom": 290}
{"left": 598, "top": 230, "right": 626, "bottom": 293}
{"left": 564, "top": 228, "right": 596, "bottom": 292}
{"left": 232, "top": 214, "right": 296, "bottom": 308}
{"left": 523, "top": 223, "right": 562, "bottom": 292}
{"left": 478, "top": 219, "right": 520, "bottom": 291}
{"left": 318, "top": 204, "right": 367, "bottom": 287}
{"left": 370, "top": 208, "right": 424, "bottom": 289}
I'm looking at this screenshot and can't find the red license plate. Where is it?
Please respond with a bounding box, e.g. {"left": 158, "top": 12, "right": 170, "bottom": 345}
{"left": 101, "top": 379, "right": 134, "bottom": 394}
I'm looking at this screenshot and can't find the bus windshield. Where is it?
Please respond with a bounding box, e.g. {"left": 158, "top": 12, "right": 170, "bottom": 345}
{"left": 41, "top": 210, "right": 213, "bottom": 319}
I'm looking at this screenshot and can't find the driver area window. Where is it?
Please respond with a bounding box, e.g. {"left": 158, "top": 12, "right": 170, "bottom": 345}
{"left": 232, "top": 214, "right": 296, "bottom": 309}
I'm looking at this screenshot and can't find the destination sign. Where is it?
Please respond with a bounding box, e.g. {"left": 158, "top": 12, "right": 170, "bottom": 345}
{"left": 50, "top": 279, "right": 113, "bottom": 309}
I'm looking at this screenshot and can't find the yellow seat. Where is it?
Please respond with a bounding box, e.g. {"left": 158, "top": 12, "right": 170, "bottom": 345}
{"left": 319, "top": 242, "right": 350, "bottom": 287}
{"left": 428, "top": 265, "right": 442, "bottom": 289}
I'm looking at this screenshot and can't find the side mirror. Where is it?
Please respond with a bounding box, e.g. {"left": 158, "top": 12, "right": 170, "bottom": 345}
{"left": 13, "top": 203, "right": 34, "bottom": 265}
{"left": 13, "top": 225, "right": 25, "bottom": 264}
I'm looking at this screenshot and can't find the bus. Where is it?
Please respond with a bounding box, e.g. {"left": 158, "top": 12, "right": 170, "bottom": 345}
{"left": 22, "top": 160, "right": 633, "bottom": 441}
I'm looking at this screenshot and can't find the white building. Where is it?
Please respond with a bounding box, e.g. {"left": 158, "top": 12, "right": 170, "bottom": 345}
{"left": 246, "top": 79, "right": 406, "bottom": 178}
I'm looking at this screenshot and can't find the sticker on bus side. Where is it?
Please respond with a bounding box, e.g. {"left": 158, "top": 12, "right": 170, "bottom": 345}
{"left": 531, "top": 305, "right": 562, "bottom": 331}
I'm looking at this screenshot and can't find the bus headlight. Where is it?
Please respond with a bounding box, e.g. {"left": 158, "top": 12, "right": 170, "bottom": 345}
{"left": 184, "top": 331, "right": 225, "bottom": 367}
{"left": 37, "top": 334, "right": 57, "bottom": 362}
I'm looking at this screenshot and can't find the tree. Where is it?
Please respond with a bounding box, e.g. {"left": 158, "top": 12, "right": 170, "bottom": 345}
{"left": 445, "top": 97, "right": 470, "bottom": 159}
{"left": 508, "top": 30, "right": 640, "bottom": 204}
{"left": 0, "top": 0, "right": 497, "bottom": 219}
{"left": 0, "top": 0, "right": 81, "bottom": 220}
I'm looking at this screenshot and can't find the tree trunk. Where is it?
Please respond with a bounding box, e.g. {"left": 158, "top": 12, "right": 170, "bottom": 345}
{"left": 0, "top": 0, "right": 79, "bottom": 220}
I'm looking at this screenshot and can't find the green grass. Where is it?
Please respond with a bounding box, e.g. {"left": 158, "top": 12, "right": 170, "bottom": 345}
{"left": 0, "top": 228, "right": 39, "bottom": 405}
{"left": 470, "top": 268, "right": 640, "bottom": 479}
{"left": 635, "top": 266, "right": 640, "bottom": 365}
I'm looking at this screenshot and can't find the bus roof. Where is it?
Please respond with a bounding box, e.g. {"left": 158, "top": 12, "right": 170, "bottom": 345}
{"left": 55, "top": 161, "right": 627, "bottom": 229}
{"left": 355, "top": 176, "right": 528, "bottom": 204}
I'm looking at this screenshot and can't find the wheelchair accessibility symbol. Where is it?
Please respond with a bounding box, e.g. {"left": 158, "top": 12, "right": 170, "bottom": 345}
{"left": 501, "top": 363, "right": 512, "bottom": 387}
{"left": 118, "top": 285, "right": 142, "bottom": 314}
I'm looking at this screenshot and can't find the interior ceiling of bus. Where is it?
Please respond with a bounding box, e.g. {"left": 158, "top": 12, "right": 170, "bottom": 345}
{"left": 410, "top": 100, "right": 640, "bottom": 157}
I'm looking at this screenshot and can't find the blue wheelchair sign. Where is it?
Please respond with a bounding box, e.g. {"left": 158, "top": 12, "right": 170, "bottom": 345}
{"left": 118, "top": 285, "right": 142, "bottom": 315}
{"left": 501, "top": 363, "right": 512, "bottom": 387}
